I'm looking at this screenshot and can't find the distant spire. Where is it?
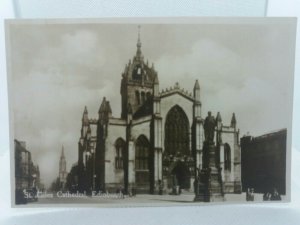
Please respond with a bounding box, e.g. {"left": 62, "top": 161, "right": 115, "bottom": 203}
{"left": 82, "top": 106, "right": 89, "bottom": 125}
{"left": 136, "top": 25, "right": 142, "bottom": 58}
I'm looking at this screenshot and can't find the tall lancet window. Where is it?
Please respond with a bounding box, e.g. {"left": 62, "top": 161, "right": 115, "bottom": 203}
{"left": 224, "top": 143, "right": 231, "bottom": 171}
{"left": 165, "top": 105, "right": 189, "bottom": 156}
{"left": 115, "top": 138, "right": 125, "bottom": 170}
{"left": 135, "top": 135, "right": 150, "bottom": 186}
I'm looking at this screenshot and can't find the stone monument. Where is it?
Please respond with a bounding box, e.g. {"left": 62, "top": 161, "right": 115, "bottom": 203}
{"left": 194, "top": 112, "right": 224, "bottom": 202}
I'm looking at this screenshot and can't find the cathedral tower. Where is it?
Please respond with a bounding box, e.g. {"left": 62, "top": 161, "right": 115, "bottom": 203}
{"left": 120, "top": 26, "right": 158, "bottom": 119}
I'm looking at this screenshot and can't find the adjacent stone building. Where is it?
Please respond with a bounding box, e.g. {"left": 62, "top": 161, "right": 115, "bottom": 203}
{"left": 77, "top": 33, "right": 241, "bottom": 194}
{"left": 15, "top": 139, "right": 40, "bottom": 190}
{"left": 241, "top": 129, "right": 287, "bottom": 195}
{"left": 15, "top": 139, "right": 41, "bottom": 204}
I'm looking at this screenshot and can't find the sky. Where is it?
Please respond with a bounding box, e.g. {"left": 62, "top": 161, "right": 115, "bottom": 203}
{"left": 7, "top": 19, "right": 296, "bottom": 188}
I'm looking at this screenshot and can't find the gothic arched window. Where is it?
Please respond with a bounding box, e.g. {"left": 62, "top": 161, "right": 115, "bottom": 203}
{"left": 135, "top": 135, "right": 150, "bottom": 186}
{"left": 165, "top": 105, "right": 190, "bottom": 156}
{"left": 224, "top": 143, "right": 231, "bottom": 171}
{"left": 115, "top": 138, "right": 126, "bottom": 170}
{"left": 135, "top": 135, "right": 149, "bottom": 170}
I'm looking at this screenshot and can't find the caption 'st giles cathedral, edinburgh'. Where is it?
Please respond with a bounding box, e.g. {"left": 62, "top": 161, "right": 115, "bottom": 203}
{"left": 76, "top": 29, "right": 242, "bottom": 200}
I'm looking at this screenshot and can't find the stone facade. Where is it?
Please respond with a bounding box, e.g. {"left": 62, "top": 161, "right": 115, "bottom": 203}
{"left": 76, "top": 34, "right": 241, "bottom": 195}
{"left": 15, "top": 139, "right": 41, "bottom": 204}
{"left": 15, "top": 139, "right": 40, "bottom": 190}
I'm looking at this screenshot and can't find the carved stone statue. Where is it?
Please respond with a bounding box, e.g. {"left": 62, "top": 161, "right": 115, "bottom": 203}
{"left": 204, "top": 111, "right": 216, "bottom": 143}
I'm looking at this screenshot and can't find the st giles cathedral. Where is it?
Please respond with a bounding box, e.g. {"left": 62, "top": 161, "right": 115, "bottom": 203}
{"left": 75, "top": 29, "right": 242, "bottom": 197}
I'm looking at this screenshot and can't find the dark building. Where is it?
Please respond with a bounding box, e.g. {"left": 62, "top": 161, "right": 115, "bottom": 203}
{"left": 66, "top": 163, "right": 79, "bottom": 193}
{"left": 241, "top": 129, "right": 287, "bottom": 195}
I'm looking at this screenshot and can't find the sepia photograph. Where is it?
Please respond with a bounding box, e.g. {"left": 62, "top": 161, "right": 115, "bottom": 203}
{"left": 6, "top": 18, "right": 296, "bottom": 206}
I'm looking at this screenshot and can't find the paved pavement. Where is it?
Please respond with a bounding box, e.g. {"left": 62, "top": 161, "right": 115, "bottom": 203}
{"left": 25, "top": 192, "right": 286, "bottom": 206}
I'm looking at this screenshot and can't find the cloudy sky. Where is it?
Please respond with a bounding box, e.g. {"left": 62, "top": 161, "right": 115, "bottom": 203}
{"left": 7, "top": 19, "right": 296, "bottom": 187}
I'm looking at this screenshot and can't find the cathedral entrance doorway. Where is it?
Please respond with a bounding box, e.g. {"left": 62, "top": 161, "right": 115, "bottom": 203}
{"left": 171, "top": 161, "right": 191, "bottom": 190}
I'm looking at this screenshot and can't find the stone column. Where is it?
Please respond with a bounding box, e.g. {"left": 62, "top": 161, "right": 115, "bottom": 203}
{"left": 219, "top": 145, "right": 225, "bottom": 181}
{"left": 194, "top": 140, "right": 224, "bottom": 202}
{"left": 128, "top": 140, "right": 135, "bottom": 191}
{"left": 152, "top": 114, "right": 162, "bottom": 194}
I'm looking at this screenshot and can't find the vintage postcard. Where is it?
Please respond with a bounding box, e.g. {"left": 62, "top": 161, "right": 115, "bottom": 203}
{"left": 6, "top": 18, "right": 296, "bottom": 207}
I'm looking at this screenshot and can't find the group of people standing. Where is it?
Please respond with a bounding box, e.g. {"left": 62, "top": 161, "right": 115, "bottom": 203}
{"left": 263, "top": 188, "right": 282, "bottom": 201}
{"left": 247, "top": 187, "right": 282, "bottom": 201}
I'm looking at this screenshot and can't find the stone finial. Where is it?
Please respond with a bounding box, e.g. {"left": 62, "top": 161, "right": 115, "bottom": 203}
{"left": 231, "top": 113, "right": 237, "bottom": 127}
{"left": 154, "top": 74, "right": 159, "bottom": 84}
{"left": 194, "top": 79, "right": 200, "bottom": 90}
{"left": 84, "top": 106, "right": 88, "bottom": 114}
{"left": 216, "top": 112, "right": 222, "bottom": 122}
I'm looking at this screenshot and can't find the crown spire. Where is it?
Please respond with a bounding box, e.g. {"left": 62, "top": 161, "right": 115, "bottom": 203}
{"left": 136, "top": 25, "right": 142, "bottom": 58}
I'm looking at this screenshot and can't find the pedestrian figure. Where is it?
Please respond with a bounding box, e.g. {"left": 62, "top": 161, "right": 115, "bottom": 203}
{"left": 250, "top": 188, "right": 255, "bottom": 201}
{"left": 263, "top": 192, "right": 271, "bottom": 201}
{"left": 246, "top": 188, "right": 254, "bottom": 201}
{"left": 158, "top": 180, "right": 163, "bottom": 195}
{"left": 131, "top": 186, "right": 136, "bottom": 197}
{"left": 172, "top": 175, "right": 177, "bottom": 195}
{"left": 118, "top": 186, "right": 124, "bottom": 199}
{"left": 246, "top": 188, "right": 250, "bottom": 201}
